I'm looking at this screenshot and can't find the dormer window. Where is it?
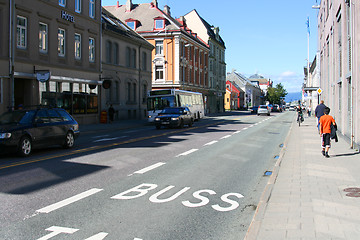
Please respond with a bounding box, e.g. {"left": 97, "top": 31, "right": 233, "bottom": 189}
{"left": 125, "top": 18, "right": 138, "bottom": 30}
{"left": 154, "top": 18, "right": 165, "bottom": 30}
{"left": 127, "top": 21, "right": 135, "bottom": 30}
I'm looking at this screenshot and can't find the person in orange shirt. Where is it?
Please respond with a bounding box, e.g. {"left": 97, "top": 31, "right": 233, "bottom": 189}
{"left": 319, "top": 107, "right": 336, "bottom": 158}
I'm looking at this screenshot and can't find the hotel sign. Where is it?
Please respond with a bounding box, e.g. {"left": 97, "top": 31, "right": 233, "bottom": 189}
{"left": 61, "top": 11, "right": 75, "bottom": 23}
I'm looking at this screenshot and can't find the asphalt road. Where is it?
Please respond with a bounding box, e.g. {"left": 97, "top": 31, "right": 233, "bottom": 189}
{"left": 0, "top": 111, "right": 294, "bottom": 240}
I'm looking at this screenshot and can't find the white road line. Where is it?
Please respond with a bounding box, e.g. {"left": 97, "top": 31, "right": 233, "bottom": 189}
{"left": 93, "top": 136, "right": 127, "bottom": 143}
{"left": 176, "top": 149, "right": 198, "bottom": 157}
{"left": 204, "top": 140, "right": 218, "bottom": 146}
{"left": 233, "top": 131, "right": 241, "bottom": 134}
{"left": 92, "top": 135, "right": 110, "bottom": 139}
{"left": 220, "top": 135, "right": 232, "bottom": 139}
{"left": 243, "top": 127, "right": 248, "bottom": 130}
{"left": 84, "top": 232, "right": 109, "bottom": 240}
{"left": 36, "top": 188, "right": 103, "bottom": 213}
{"left": 249, "top": 125, "right": 254, "bottom": 128}
{"left": 134, "top": 162, "right": 166, "bottom": 174}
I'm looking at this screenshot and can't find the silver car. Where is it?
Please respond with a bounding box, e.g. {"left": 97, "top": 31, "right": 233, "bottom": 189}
{"left": 257, "top": 105, "right": 271, "bottom": 116}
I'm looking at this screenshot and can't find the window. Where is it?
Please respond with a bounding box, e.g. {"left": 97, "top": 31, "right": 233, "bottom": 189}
{"left": 126, "top": 47, "right": 131, "bottom": 67}
{"left": 142, "top": 84, "right": 147, "bottom": 103}
{"left": 75, "top": 0, "right": 81, "bottom": 13}
{"left": 155, "top": 19, "right": 164, "bottom": 29}
{"left": 132, "top": 49, "right": 136, "bottom": 68}
{"left": 127, "top": 82, "right": 131, "bottom": 101}
{"left": 59, "top": 0, "right": 66, "bottom": 7}
{"left": 142, "top": 52, "right": 147, "bottom": 70}
{"left": 0, "top": 78, "right": 2, "bottom": 104}
{"left": 17, "top": 16, "right": 27, "bottom": 49}
{"left": 155, "top": 40, "right": 163, "bottom": 55}
{"left": 89, "top": 37, "right": 95, "bottom": 62}
{"left": 106, "top": 40, "right": 112, "bottom": 63}
{"left": 133, "top": 83, "right": 137, "bottom": 102}
{"left": 89, "top": 0, "right": 95, "bottom": 18}
{"left": 126, "top": 21, "right": 135, "bottom": 30}
{"left": 58, "top": 28, "right": 66, "bottom": 56}
{"left": 39, "top": 22, "right": 48, "bottom": 53}
{"left": 74, "top": 33, "right": 81, "bottom": 60}
{"left": 155, "top": 66, "right": 164, "bottom": 80}
{"left": 113, "top": 43, "right": 119, "bottom": 64}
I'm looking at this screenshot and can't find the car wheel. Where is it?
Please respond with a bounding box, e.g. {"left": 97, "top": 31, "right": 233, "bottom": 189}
{"left": 63, "top": 131, "right": 75, "bottom": 148}
{"left": 18, "top": 136, "right": 32, "bottom": 157}
{"left": 179, "top": 119, "right": 184, "bottom": 128}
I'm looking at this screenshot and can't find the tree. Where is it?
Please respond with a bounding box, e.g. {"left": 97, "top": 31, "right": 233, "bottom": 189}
{"left": 265, "top": 83, "right": 287, "bottom": 104}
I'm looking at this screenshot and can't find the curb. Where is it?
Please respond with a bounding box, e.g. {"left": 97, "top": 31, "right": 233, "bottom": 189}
{"left": 244, "top": 116, "right": 295, "bottom": 240}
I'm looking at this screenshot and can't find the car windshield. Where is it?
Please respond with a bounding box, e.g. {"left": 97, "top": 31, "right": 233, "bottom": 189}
{"left": 259, "top": 106, "right": 267, "bottom": 109}
{"left": 161, "top": 108, "right": 183, "bottom": 114}
{"left": 0, "top": 111, "right": 30, "bottom": 124}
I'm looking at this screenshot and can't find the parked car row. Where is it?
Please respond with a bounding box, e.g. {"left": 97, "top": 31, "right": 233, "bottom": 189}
{"left": 0, "top": 107, "right": 80, "bottom": 157}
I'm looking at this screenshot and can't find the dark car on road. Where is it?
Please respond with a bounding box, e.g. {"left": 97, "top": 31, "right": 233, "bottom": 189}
{"left": 0, "top": 107, "right": 80, "bottom": 157}
{"left": 154, "top": 107, "right": 194, "bottom": 129}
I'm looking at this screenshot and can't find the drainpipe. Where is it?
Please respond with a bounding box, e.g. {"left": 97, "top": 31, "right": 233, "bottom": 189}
{"left": 349, "top": 0, "right": 354, "bottom": 148}
{"left": 9, "top": 0, "right": 15, "bottom": 110}
{"left": 138, "top": 43, "right": 142, "bottom": 119}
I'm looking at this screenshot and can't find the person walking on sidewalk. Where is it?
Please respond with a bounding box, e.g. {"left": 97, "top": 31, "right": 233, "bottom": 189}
{"left": 108, "top": 104, "right": 115, "bottom": 123}
{"left": 319, "top": 107, "right": 336, "bottom": 158}
{"left": 315, "top": 100, "right": 326, "bottom": 131}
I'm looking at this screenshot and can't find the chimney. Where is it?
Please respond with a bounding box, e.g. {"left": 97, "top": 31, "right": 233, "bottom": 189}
{"left": 126, "top": 0, "right": 133, "bottom": 11}
{"left": 151, "top": 0, "right": 158, "bottom": 8}
{"left": 116, "top": 0, "right": 120, "bottom": 8}
{"left": 164, "top": 5, "right": 171, "bottom": 16}
{"left": 178, "top": 16, "right": 186, "bottom": 27}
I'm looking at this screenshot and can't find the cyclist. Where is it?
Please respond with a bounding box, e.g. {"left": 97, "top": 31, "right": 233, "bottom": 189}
{"left": 296, "top": 105, "right": 303, "bottom": 125}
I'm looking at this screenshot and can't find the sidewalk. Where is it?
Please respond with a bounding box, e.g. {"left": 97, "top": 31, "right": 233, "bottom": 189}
{"left": 245, "top": 116, "right": 360, "bottom": 240}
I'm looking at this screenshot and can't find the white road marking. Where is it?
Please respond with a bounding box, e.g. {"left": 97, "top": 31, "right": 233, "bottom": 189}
{"left": 134, "top": 162, "right": 166, "bottom": 174}
{"left": 84, "top": 232, "right": 109, "bottom": 240}
{"left": 93, "top": 136, "right": 127, "bottom": 143}
{"left": 249, "top": 125, "right": 254, "bottom": 128}
{"left": 92, "top": 135, "right": 110, "bottom": 139}
{"left": 220, "top": 135, "right": 232, "bottom": 139}
{"left": 37, "top": 226, "right": 79, "bottom": 240}
{"left": 204, "top": 140, "right": 218, "bottom": 146}
{"left": 243, "top": 127, "right": 248, "bottom": 130}
{"left": 176, "top": 149, "right": 198, "bottom": 157}
{"left": 36, "top": 188, "right": 103, "bottom": 213}
{"left": 233, "top": 131, "right": 241, "bottom": 134}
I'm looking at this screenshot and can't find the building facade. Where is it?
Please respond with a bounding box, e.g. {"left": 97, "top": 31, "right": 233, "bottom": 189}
{"left": 183, "top": 10, "right": 226, "bottom": 113}
{"left": 248, "top": 74, "right": 272, "bottom": 96}
{"left": 0, "top": 0, "right": 102, "bottom": 124}
{"left": 303, "top": 53, "right": 320, "bottom": 114}
{"left": 226, "top": 70, "right": 262, "bottom": 108}
{"left": 317, "top": 0, "right": 359, "bottom": 148}
{"left": 225, "top": 80, "right": 243, "bottom": 110}
{"left": 104, "top": 0, "right": 211, "bottom": 113}
{"left": 101, "top": 9, "right": 154, "bottom": 120}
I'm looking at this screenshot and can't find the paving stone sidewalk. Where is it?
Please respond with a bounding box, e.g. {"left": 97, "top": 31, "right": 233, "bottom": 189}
{"left": 245, "top": 116, "right": 360, "bottom": 240}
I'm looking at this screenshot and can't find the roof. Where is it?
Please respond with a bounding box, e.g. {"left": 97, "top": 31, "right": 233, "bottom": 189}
{"left": 104, "top": 2, "right": 209, "bottom": 48}
{"left": 101, "top": 8, "right": 154, "bottom": 49}
{"left": 195, "top": 10, "right": 225, "bottom": 48}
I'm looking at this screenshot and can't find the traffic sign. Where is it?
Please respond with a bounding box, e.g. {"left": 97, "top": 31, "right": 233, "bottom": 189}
{"left": 317, "top": 88, "right": 323, "bottom": 95}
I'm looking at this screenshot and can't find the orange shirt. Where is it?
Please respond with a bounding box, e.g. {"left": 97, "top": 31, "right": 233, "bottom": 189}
{"left": 319, "top": 115, "right": 335, "bottom": 134}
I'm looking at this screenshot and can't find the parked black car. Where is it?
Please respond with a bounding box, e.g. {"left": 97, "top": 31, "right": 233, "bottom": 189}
{"left": 0, "top": 107, "right": 80, "bottom": 157}
{"left": 154, "top": 107, "right": 194, "bottom": 129}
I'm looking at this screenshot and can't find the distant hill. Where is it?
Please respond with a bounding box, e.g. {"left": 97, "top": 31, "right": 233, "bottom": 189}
{"left": 285, "top": 92, "right": 302, "bottom": 103}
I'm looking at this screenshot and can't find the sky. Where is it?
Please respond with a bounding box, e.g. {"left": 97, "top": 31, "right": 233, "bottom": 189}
{"left": 101, "top": 0, "right": 320, "bottom": 93}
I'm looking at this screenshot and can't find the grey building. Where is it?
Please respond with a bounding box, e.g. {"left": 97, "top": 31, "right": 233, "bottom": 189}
{"left": 227, "top": 70, "right": 262, "bottom": 108}
{"left": 316, "top": 0, "right": 359, "bottom": 149}
{"left": 101, "top": 9, "right": 154, "bottom": 120}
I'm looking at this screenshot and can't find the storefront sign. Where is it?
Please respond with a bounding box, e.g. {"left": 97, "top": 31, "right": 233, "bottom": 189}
{"left": 61, "top": 11, "right": 75, "bottom": 23}
{"left": 36, "top": 70, "right": 51, "bottom": 83}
